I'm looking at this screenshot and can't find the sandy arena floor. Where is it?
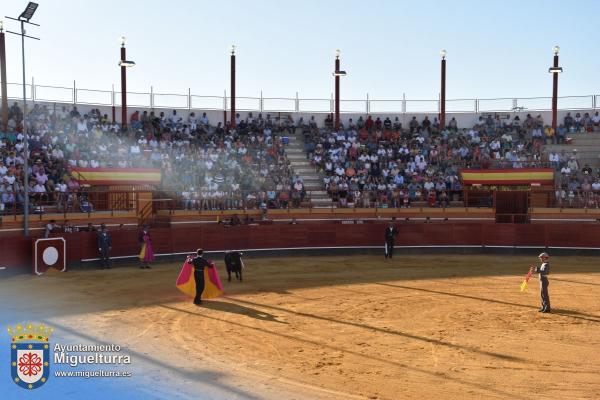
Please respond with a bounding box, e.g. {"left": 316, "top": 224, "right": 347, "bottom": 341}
{"left": 1, "top": 254, "right": 599, "bottom": 399}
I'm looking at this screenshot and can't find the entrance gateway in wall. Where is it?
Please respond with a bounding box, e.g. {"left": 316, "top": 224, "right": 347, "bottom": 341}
{"left": 460, "top": 168, "right": 555, "bottom": 224}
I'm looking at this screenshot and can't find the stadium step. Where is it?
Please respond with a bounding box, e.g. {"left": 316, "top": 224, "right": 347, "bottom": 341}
{"left": 291, "top": 167, "right": 317, "bottom": 174}
{"left": 310, "top": 198, "right": 334, "bottom": 206}
{"left": 289, "top": 160, "right": 311, "bottom": 166}
{"left": 285, "top": 131, "right": 329, "bottom": 203}
{"left": 297, "top": 177, "right": 322, "bottom": 183}
{"left": 287, "top": 154, "right": 308, "bottom": 164}
{"left": 285, "top": 149, "right": 305, "bottom": 155}
{"left": 544, "top": 134, "right": 600, "bottom": 167}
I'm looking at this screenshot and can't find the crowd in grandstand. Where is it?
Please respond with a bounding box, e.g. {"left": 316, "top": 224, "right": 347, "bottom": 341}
{"left": 0, "top": 102, "right": 296, "bottom": 213}
{"left": 303, "top": 111, "right": 600, "bottom": 208}
{"left": 1, "top": 100, "right": 600, "bottom": 213}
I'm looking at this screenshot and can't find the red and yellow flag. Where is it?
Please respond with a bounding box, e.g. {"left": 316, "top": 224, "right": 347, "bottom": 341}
{"left": 72, "top": 168, "right": 161, "bottom": 185}
{"left": 176, "top": 257, "right": 224, "bottom": 299}
{"left": 520, "top": 269, "right": 534, "bottom": 292}
{"left": 460, "top": 168, "right": 554, "bottom": 185}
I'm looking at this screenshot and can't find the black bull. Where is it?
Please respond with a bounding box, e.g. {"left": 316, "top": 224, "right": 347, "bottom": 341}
{"left": 224, "top": 252, "right": 243, "bottom": 281}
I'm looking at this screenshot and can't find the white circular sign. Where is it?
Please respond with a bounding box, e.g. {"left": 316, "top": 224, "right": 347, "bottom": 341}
{"left": 42, "top": 246, "right": 59, "bottom": 266}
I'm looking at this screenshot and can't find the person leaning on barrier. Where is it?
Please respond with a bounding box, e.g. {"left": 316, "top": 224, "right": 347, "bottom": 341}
{"left": 44, "top": 220, "right": 57, "bottom": 238}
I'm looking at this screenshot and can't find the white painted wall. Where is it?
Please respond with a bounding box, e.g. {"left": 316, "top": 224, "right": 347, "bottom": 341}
{"left": 7, "top": 99, "right": 598, "bottom": 130}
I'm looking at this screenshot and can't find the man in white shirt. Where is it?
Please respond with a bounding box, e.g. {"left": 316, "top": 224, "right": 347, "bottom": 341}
{"left": 3, "top": 171, "right": 16, "bottom": 185}
{"left": 169, "top": 110, "right": 182, "bottom": 126}
{"left": 51, "top": 147, "right": 64, "bottom": 160}
{"left": 423, "top": 179, "right": 435, "bottom": 192}
{"left": 33, "top": 183, "right": 46, "bottom": 194}
{"left": 592, "top": 112, "right": 600, "bottom": 127}
{"left": 76, "top": 118, "right": 88, "bottom": 134}
{"left": 200, "top": 113, "right": 209, "bottom": 126}
{"left": 56, "top": 181, "right": 67, "bottom": 193}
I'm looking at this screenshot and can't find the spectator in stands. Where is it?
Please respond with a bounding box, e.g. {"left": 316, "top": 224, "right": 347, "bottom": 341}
{"left": 448, "top": 117, "right": 458, "bottom": 132}
{"left": 1, "top": 187, "right": 15, "bottom": 213}
{"left": 592, "top": 112, "right": 600, "bottom": 129}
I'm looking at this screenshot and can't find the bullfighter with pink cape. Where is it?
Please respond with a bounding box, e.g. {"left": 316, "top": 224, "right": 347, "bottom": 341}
{"left": 138, "top": 227, "right": 154, "bottom": 269}
{"left": 176, "top": 254, "right": 224, "bottom": 300}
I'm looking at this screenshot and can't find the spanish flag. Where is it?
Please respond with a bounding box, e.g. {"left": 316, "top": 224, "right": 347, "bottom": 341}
{"left": 72, "top": 168, "right": 161, "bottom": 185}
{"left": 176, "top": 257, "right": 224, "bottom": 299}
{"left": 460, "top": 168, "right": 554, "bottom": 185}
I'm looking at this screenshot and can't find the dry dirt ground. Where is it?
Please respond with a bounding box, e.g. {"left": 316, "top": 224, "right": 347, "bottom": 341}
{"left": 1, "top": 254, "right": 599, "bottom": 399}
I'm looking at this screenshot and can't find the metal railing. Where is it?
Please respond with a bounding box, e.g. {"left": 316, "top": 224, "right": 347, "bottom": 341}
{"left": 3, "top": 188, "right": 600, "bottom": 219}
{"left": 0, "top": 190, "right": 138, "bottom": 219}
{"left": 3, "top": 80, "right": 599, "bottom": 114}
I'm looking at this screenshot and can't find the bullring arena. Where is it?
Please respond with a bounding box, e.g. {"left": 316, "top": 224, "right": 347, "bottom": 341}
{"left": 2, "top": 2, "right": 600, "bottom": 398}
{"left": 1, "top": 250, "right": 599, "bottom": 399}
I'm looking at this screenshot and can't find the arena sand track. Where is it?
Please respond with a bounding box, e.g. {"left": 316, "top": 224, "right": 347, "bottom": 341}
{"left": 1, "top": 255, "right": 599, "bottom": 399}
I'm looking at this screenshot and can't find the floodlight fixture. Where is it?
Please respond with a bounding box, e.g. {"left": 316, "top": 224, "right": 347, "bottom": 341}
{"left": 18, "top": 2, "right": 38, "bottom": 22}
{"left": 119, "top": 60, "right": 136, "bottom": 67}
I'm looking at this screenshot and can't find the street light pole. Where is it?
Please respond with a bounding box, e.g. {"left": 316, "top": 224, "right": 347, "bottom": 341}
{"left": 335, "top": 51, "right": 340, "bottom": 131}
{"left": 549, "top": 46, "right": 562, "bottom": 132}
{"left": 20, "top": 19, "right": 29, "bottom": 234}
{"left": 120, "top": 36, "right": 127, "bottom": 128}
{"left": 230, "top": 45, "right": 236, "bottom": 129}
{"left": 0, "top": 21, "right": 8, "bottom": 131}
{"left": 440, "top": 49, "right": 447, "bottom": 131}
{"left": 6, "top": 2, "right": 40, "bottom": 236}
{"left": 118, "top": 36, "right": 135, "bottom": 130}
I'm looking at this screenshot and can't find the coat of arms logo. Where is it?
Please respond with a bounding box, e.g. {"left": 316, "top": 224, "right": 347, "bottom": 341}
{"left": 7, "top": 323, "right": 53, "bottom": 390}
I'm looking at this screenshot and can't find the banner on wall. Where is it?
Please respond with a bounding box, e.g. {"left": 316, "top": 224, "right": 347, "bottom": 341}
{"left": 71, "top": 168, "right": 161, "bottom": 185}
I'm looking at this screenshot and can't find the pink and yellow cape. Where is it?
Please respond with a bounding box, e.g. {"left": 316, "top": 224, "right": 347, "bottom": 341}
{"left": 176, "top": 256, "right": 224, "bottom": 299}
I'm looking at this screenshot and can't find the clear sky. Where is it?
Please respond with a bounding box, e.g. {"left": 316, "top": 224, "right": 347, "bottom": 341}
{"left": 2, "top": 0, "right": 599, "bottom": 102}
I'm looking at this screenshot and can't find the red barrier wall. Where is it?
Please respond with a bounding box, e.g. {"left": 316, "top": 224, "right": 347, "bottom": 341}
{"left": 1, "top": 222, "right": 599, "bottom": 272}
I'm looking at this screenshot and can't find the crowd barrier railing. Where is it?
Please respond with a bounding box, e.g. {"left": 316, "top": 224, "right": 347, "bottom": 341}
{"left": 3, "top": 188, "right": 600, "bottom": 219}
{"left": 5, "top": 80, "right": 600, "bottom": 114}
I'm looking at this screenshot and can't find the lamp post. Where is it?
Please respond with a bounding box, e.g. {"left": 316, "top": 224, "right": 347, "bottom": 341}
{"left": 0, "top": 20, "right": 8, "bottom": 131}
{"left": 332, "top": 49, "right": 347, "bottom": 131}
{"left": 230, "top": 44, "right": 236, "bottom": 129}
{"left": 118, "top": 36, "right": 135, "bottom": 128}
{"left": 6, "top": 2, "right": 40, "bottom": 236}
{"left": 440, "top": 49, "right": 447, "bottom": 131}
{"left": 548, "top": 45, "right": 562, "bottom": 132}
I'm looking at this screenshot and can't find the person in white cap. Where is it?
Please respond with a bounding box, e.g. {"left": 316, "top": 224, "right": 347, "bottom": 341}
{"left": 530, "top": 252, "right": 551, "bottom": 313}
